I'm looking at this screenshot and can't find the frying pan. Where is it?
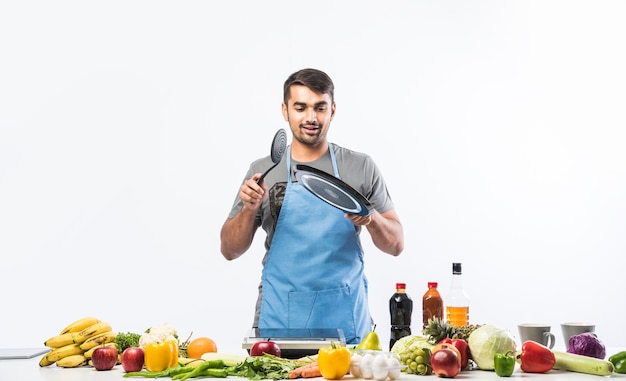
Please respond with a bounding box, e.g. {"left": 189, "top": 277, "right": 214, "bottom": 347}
{"left": 257, "top": 129, "right": 288, "bottom": 185}
{"left": 295, "top": 164, "right": 373, "bottom": 216}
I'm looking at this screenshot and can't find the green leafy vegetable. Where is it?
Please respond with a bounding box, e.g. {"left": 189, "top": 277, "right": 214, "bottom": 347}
{"left": 231, "top": 354, "right": 300, "bottom": 380}
{"left": 115, "top": 332, "right": 142, "bottom": 353}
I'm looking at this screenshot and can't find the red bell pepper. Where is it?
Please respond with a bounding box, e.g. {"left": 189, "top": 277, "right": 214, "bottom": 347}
{"left": 440, "top": 338, "right": 469, "bottom": 369}
{"left": 518, "top": 340, "right": 555, "bottom": 373}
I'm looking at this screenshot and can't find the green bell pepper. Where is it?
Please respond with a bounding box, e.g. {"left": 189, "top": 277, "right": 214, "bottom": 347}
{"left": 609, "top": 351, "right": 626, "bottom": 374}
{"left": 494, "top": 351, "right": 515, "bottom": 377}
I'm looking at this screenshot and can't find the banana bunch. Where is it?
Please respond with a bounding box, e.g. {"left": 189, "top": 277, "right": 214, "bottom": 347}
{"left": 39, "top": 317, "right": 117, "bottom": 368}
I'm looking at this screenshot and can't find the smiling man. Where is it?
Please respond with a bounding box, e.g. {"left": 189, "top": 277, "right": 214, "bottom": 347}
{"left": 220, "top": 68, "right": 404, "bottom": 344}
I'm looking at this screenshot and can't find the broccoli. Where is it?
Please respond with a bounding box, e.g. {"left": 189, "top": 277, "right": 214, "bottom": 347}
{"left": 115, "top": 331, "right": 141, "bottom": 353}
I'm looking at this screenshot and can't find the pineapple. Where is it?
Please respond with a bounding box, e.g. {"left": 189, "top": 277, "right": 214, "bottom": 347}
{"left": 423, "top": 317, "right": 455, "bottom": 344}
{"left": 422, "top": 317, "right": 482, "bottom": 343}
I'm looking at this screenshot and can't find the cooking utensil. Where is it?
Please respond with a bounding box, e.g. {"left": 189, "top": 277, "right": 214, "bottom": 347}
{"left": 257, "top": 128, "right": 288, "bottom": 185}
{"left": 243, "top": 328, "right": 346, "bottom": 359}
{"left": 295, "top": 164, "right": 373, "bottom": 216}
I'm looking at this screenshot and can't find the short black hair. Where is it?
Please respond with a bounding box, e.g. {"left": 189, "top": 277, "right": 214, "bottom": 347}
{"left": 283, "top": 68, "right": 335, "bottom": 104}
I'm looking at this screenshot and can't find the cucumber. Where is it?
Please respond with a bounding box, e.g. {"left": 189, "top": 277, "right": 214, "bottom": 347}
{"left": 552, "top": 351, "right": 614, "bottom": 376}
{"left": 200, "top": 352, "right": 247, "bottom": 367}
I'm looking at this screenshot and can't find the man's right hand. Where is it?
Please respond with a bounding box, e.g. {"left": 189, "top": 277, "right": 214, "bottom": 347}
{"left": 239, "top": 174, "right": 267, "bottom": 210}
{"left": 220, "top": 174, "right": 268, "bottom": 260}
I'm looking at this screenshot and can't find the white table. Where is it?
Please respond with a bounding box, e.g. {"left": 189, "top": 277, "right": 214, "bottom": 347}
{"left": 1, "top": 353, "right": 625, "bottom": 380}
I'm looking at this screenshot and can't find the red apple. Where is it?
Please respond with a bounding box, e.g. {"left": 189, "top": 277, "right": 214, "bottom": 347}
{"left": 439, "top": 338, "right": 469, "bottom": 369}
{"left": 121, "top": 347, "right": 145, "bottom": 372}
{"left": 92, "top": 345, "right": 118, "bottom": 371}
{"left": 250, "top": 341, "right": 281, "bottom": 357}
{"left": 430, "top": 347, "right": 461, "bottom": 378}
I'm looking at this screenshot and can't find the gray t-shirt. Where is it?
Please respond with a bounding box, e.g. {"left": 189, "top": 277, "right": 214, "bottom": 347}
{"left": 227, "top": 143, "right": 395, "bottom": 254}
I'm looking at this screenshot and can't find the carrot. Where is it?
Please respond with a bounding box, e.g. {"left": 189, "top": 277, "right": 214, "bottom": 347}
{"left": 288, "top": 367, "right": 303, "bottom": 378}
{"left": 289, "top": 362, "right": 321, "bottom": 379}
{"left": 301, "top": 363, "right": 321, "bottom": 378}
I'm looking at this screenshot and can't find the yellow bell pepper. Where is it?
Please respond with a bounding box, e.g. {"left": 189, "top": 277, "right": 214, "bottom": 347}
{"left": 318, "top": 342, "right": 351, "bottom": 380}
{"left": 144, "top": 340, "right": 179, "bottom": 372}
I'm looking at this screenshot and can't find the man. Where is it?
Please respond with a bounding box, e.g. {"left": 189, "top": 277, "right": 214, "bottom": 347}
{"left": 220, "top": 68, "right": 403, "bottom": 344}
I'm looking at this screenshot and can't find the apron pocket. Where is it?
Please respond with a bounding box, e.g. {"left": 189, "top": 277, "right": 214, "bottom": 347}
{"left": 288, "top": 286, "right": 356, "bottom": 340}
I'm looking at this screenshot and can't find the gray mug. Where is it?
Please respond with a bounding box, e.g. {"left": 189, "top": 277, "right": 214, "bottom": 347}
{"left": 561, "top": 322, "right": 595, "bottom": 348}
{"left": 518, "top": 323, "right": 555, "bottom": 349}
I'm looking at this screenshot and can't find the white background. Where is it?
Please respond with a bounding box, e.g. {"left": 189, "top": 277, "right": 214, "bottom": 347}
{"left": 1, "top": 1, "right": 625, "bottom": 354}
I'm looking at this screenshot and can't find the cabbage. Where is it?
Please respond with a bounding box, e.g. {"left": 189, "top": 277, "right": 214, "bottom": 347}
{"left": 567, "top": 332, "right": 606, "bottom": 359}
{"left": 390, "top": 334, "right": 433, "bottom": 355}
{"left": 467, "top": 325, "right": 517, "bottom": 370}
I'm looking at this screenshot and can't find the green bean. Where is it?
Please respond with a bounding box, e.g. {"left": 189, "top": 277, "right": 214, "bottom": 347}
{"left": 173, "top": 368, "right": 227, "bottom": 380}
{"left": 169, "top": 366, "right": 197, "bottom": 376}
{"left": 123, "top": 368, "right": 173, "bottom": 378}
{"left": 172, "top": 360, "right": 227, "bottom": 381}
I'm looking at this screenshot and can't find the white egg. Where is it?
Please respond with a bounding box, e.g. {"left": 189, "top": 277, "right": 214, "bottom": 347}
{"left": 372, "top": 355, "right": 390, "bottom": 381}
{"left": 360, "top": 353, "right": 375, "bottom": 379}
{"left": 350, "top": 353, "right": 363, "bottom": 378}
{"left": 386, "top": 357, "right": 401, "bottom": 380}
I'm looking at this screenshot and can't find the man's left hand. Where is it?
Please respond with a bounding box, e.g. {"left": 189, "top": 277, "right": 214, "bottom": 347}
{"left": 345, "top": 213, "right": 372, "bottom": 226}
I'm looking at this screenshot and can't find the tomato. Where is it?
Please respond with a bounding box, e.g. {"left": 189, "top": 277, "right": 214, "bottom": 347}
{"left": 187, "top": 337, "right": 218, "bottom": 359}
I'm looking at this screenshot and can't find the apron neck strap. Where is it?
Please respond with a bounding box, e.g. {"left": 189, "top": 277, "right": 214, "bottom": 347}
{"left": 287, "top": 143, "right": 339, "bottom": 184}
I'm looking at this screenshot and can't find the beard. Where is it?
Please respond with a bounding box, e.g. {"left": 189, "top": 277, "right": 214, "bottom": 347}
{"left": 291, "top": 121, "right": 327, "bottom": 146}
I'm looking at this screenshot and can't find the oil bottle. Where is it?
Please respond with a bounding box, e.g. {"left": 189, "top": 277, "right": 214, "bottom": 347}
{"left": 445, "top": 262, "right": 470, "bottom": 327}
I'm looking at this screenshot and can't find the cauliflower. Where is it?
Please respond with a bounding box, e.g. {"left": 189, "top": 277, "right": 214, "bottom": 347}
{"left": 139, "top": 323, "right": 179, "bottom": 348}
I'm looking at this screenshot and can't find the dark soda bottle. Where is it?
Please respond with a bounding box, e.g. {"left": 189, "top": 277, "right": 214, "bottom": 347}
{"left": 389, "top": 282, "right": 413, "bottom": 350}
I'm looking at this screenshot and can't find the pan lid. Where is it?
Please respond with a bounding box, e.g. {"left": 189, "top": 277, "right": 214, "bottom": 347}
{"left": 295, "top": 164, "right": 373, "bottom": 216}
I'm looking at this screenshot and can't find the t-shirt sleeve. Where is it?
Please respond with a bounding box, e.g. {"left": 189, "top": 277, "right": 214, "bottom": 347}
{"left": 337, "top": 147, "right": 396, "bottom": 214}
{"left": 364, "top": 157, "right": 395, "bottom": 214}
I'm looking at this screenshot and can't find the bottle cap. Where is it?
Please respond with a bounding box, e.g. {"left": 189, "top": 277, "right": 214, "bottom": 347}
{"left": 452, "top": 262, "right": 462, "bottom": 274}
{"left": 428, "top": 282, "right": 438, "bottom": 288}
{"left": 396, "top": 283, "right": 406, "bottom": 290}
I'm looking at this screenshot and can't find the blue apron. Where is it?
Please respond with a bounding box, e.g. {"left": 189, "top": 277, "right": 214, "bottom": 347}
{"left": 258, "top": 144, "right": 371, "bottom": 344}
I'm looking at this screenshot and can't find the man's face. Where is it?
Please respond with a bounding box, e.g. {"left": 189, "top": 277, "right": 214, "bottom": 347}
{"left": 282, "top": 85, "right": 335, "bottom": 148}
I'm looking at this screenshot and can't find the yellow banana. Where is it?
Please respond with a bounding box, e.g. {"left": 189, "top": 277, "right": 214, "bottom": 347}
{"left": 84, "top": 342, "right": 117, "bottom": 359}
{"left": 60, "top": 317, "right": 101, "bottom": 335}
{"left": 45, "top": 343, "right": 84, "bottom": 362}
{"left": 39, "top": 354, "right": 55, "bottom": 367}
{"left": 44, "top": 333, "right": 77, "bottom": 348}
{"left": 45, "top": 321, "right": 112, "bottom": 348}
{"left": 56, "top": 354, "right": 88, "bottom": 368}
{"left": 79, "top": 331, "right": 117, "bottom": 351}
{"left": 76, "top": 321, "right": 112, "bottom": 341}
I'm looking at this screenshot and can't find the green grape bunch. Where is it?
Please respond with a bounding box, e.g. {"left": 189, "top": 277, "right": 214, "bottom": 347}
{"left": 398, "top": 344, "right": 431, "bottom": 375}
{"left": 390, "top": 335, "right": 433, "bottom": 376}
